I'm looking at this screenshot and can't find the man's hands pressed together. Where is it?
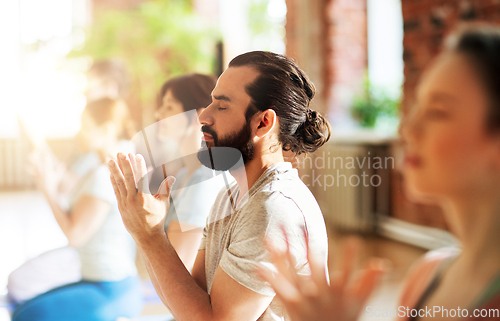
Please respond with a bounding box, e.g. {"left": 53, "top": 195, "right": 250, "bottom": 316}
{"left": 108, "top": 153, "right": 175, "bottom": 243}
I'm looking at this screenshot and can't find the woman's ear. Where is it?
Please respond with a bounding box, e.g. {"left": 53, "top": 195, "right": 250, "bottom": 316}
{"left": 255, "top": 109, "right": 277, "bottom": 138}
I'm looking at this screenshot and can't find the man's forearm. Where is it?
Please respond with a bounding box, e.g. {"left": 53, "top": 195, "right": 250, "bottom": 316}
{"left": 137, "top": 231, "right": 213, "bottom": 321}
{"left": 139, "top": 248, "right": 171, "bottom": 310}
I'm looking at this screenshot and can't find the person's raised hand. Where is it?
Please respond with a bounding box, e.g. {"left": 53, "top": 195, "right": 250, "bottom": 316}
{"left": 26, "top": 149, "right": 65, "bottom": 198}
{"left": 258, "top": 231, "right": 386, "bottom": 321}
{"left": 108, "top": 153, "right": 175, "bottom": 243}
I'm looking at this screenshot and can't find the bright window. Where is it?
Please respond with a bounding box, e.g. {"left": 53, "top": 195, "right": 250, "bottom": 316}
{"left": 0, "top": 0, "right": 89, "bottom": 139}
{"left": 367, "top": 0, "right": 404, "bottom": 100}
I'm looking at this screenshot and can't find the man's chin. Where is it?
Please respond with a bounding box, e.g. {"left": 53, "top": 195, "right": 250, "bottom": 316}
{"left": 197, "top": 146, "right": 245, "bottom": 171}
{"left": 197, "top": 148, "right": 213, "bottom": 169}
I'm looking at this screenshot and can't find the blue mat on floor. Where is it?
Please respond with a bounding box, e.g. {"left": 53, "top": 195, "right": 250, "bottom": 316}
{"left": 0, "top": 294, "right": 14, "bottom": 312}
{"left": 2, "top": 282, "right": 168, "bottom": 319}
{"left": 141, "top": 280, "right": 163, "bottom": 304}
{"left": 132, "top": 315, "right": 174, "bottom": 321}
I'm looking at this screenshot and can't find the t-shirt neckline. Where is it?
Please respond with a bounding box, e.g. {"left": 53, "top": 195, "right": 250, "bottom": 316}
{"left": 233, "top": 162, "right": 292, "bottom": 211}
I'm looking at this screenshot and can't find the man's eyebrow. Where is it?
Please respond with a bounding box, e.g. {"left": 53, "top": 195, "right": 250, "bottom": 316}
{"left": 213, "top": 94, "right": 231, "bottom": 102}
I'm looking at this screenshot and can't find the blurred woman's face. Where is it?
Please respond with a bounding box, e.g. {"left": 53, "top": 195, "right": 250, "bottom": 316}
{"left": 403, "top": 53, "right": 500, "bottom": 201}
{"left": 156, "top": 89, "right": 189, "bottom": 140}
{"left": 78, "top": 111, "right": 116, "bottom": 152}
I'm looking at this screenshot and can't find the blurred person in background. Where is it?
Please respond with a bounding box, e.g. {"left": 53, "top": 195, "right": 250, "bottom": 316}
{"left": 150, "top": 73, "right": 229, "bottom": 271}
{"left": 69, "top": 59, "right": 133, "bottom": 179}
{"left": 85, "top": 59, "right": 130, "bottom": 102}
{"left": 259, "top": 24, "right": 500, "bottom": 321}
{"left": 10, "top": 98, "right": 142, "bottom": 321}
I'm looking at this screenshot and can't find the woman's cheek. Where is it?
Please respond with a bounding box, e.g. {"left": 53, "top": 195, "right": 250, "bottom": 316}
{"left": 433, "top": 123, "right": 478, "bottom": 181}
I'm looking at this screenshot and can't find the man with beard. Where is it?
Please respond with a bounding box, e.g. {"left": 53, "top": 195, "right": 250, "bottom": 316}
{"left": 108, "top": 51, "right": 331, "bottom": 321}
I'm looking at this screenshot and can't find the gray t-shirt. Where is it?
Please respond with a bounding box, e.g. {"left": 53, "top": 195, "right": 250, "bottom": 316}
{"left": 200, "top": 162, "right": 329, "bottom": 321}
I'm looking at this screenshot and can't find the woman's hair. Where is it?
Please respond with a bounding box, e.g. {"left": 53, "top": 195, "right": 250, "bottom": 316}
{"left": 83, "top": 98, "right": 136, "bottom": 140}
{"left": 446, "top": 24, "right": 500, "bottom": 132}
{"left": 88, "top": 59, "right": 130, "bottom": 97}
{"left": 158, "top": 73, "right": 217, "bottom": 115}
{"left": 228, "top": 51, "right": 331, "bottom": 155}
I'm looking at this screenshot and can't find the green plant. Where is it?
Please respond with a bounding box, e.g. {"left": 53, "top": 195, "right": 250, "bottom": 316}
{"left": 70, "top": 0, "right": 218, "bottom": 108}
{"left": 248, "top": 0, "right": 286, "bottom": 52}
{"left": 351, "top": 78, "right": 400, "bottom": 128}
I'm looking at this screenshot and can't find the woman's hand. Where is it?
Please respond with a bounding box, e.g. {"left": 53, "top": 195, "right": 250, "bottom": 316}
{"left": 108, "top": 153, "right": 175, "bottom": 243}
{"left": 26, "top": 149, "right": 66, "bottom": 198}
{"left": 258, "top": 232, "right": 386, "bottom": 321}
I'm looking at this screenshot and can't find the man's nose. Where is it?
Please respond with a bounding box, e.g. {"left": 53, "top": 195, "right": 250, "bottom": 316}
{"left": 197, "top": 104, "right": 213, "bottom": 126}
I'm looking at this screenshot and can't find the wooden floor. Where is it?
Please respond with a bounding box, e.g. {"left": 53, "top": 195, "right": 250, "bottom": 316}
{"left": 0, "top": 191, "right": 426, "bottom": 321}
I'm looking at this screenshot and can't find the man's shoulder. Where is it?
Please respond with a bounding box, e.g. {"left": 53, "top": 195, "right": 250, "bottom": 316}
{"left": 241, "top": 185, "right": 321, "bottom": 227}
{"left": 243, "top": 169, "right": 326, "bottom": 236}
{"left": 250, "top": 172, "right": 319, "bottom": 213}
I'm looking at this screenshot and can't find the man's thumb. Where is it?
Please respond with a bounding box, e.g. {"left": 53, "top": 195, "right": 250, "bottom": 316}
{"left": 157, "top": 176, "right": 176, "bottom": 200}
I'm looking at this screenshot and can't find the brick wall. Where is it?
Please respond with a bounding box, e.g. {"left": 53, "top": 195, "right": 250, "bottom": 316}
{"left": 402, "top": 0, "right": 500, "bottom": 114}
{"left": 393, "top": 0, "right": 500, "bottom": 229}
{"left": 284, "top": 0, "right": 329, "bottom": 195}
{"left": 285, "top": 0, "right": 329, "bottom": 110}
{"left": 285, "top": 0, "right": 367, "bottom": 122}
{"left": 325, "top": 0, "right": 368, "bottom": 122}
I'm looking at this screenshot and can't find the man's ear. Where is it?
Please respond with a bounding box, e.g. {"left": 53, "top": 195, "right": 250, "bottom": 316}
{"left": 254, "top": 109, "right": 277, "bottom": 138}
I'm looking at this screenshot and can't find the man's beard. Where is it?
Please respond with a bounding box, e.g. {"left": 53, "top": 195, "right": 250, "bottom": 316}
{"left": 197, "top": 123, "right": 254, "bottom": 171}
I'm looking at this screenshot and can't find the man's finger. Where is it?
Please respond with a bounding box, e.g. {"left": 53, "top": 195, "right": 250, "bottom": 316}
{"left": 135, "top": 154, "right": 150, "bottom": 194}
{"left": 110, "top": 174, "right": 122, "bottom": 200}
{"left": 108, "top": 159, "right": 127, "bottom": 197}
{"left": 157, "top": 176, "right": 176, "bottom": 201}
{"left": 128, "top": 153, "right": 138, "bottom": 186}
{"left": 117, "top": 153, "right": 137, "bottom": 195}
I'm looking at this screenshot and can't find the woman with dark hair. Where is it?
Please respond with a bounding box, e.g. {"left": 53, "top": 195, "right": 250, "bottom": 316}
{"left": 10, "top": 98, "right": 142, "bottom": 321}
{"left": 153, "top": 73, "right": 229, "bottom": 271}
{"left": 259, "top": 24, "right": 500, "bottom": 321}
